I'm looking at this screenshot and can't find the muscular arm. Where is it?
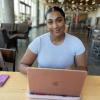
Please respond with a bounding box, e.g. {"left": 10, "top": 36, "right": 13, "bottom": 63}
{"left": 74, "top": 52, "right": 87, "bottom": 70}
{"left": 18, "top": 49, "right": 37, "bottom": 74}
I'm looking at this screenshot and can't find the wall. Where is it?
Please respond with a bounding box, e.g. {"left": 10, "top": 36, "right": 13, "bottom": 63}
{"left": 96, "top": 8, "right": 100, "bottom": 17}
{"left": 3, "top": 0, "right": 14, "bottom": 23}
{"left": 0, "top": 0, "right": 4, "bottom": 23}
{"left": 79, "top": 14, "right": 87, "bottom": 22}
{"left": 88, "top": 7, "right": 100, "bottom": 26}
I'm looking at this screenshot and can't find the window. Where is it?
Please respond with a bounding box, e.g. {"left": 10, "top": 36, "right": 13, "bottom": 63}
{"left": 39, "top": 0, "right": 45, "bottom": 24}
{"left": 31, "top": 0, "right": 37, "bottom": 26}
{"left": 0, "top": 0, "right": 4, "bottom": 23}
{"left": 14, "top": 0, "right": 32, "bottom": 23}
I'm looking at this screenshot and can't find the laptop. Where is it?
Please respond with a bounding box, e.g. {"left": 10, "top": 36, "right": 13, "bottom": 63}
{"left": 27, "top": 68, "right": 87, "bottom": 98}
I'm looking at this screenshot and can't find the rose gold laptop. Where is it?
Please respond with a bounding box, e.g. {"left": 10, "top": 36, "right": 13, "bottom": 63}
{"left": 27, "top": 68, "right": 87, "bottom": 97}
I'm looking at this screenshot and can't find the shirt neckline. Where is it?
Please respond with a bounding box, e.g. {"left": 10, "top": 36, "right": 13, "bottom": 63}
{"left": 48, "top": 32, "right": 67, "bottom": 47}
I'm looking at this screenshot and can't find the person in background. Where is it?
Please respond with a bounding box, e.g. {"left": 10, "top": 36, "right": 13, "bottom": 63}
{"left": 87, "top": 24, "right": 92, "bottom": 39}
{"left": 24, "top": 17, "right": 32, "bottom": 33}
{"left": 18, "top": 6, "right": 87, "bottom": 74}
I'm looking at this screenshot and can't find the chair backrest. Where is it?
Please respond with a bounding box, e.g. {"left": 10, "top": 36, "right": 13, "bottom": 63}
{"left": 1, "top": 29, "right": 18, "bottom": 51}
{"left": 0, "top": 30, "right": 6, "bottom": 48}
{"left": 1, "top": 29, "right": 9, "bottom": 44}
{"left": 90, "top": 39, "right": 100, "bottom": 60}
{"left": 0, "top": 51, "right": 8, "bottom": 71}
{"left": 0, "top": 48, "right": 16, "bottom": 71}
{"left": 16, "top": 23, "right": 28, "bottom": 33}
{"left": 1, "top": 23, "right": 14, "bottom": 32}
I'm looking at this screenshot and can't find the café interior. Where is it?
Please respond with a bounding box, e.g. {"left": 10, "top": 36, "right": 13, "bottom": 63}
{"left": 0, "top": 0, "right": 100, "bottom": 100}
{"left": 0, "top": 0, "right": 100, "bottom": 75}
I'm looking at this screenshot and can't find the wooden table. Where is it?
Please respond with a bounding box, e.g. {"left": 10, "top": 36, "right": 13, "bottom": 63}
{"left": 0, "top": 71, "right": 100, "bottom": 100}
{"left": 81, "top": 75, "right": 100, "bottom": 100}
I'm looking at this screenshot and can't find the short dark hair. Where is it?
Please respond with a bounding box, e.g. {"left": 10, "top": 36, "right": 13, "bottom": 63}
{"left": 45, "top": 6, "right": 65, "bottom": 20}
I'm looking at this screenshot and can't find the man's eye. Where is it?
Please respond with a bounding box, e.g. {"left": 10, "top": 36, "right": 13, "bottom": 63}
{"left": 47, "top": 21, "right": 52, "bottom": 24}
{"left": 57, "top": 19, "right": 62, "bottom": 22}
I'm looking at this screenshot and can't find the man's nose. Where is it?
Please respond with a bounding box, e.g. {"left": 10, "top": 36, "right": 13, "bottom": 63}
{"left": 52, "top": 22, "right": 58, "bottom": 28}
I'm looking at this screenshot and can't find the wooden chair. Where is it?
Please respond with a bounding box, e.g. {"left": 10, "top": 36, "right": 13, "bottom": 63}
{"left": 0, "top": 51, "right": 8, "bottom": 71}
{"left": 0, "top": 48, "right": 16, "bottom": 71}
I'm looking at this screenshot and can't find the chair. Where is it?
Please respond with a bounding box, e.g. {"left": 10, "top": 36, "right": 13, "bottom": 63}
{"left": 0, "top": 48, "right": 16, "bottom": 71}
{"left": 0, "top": 51, "right": 8, "bottom": 71}
{"left": 90, "top": 39, "right": 100, "bottom": 60}
{"left": 0, "top": 30, "right": 6, "bottom": 48}
{"left": 1, "top": 23, "right": 14, "bottom": 32}
{"left": 15, "top": 23, "right": 30, "bottom": 46}
{"left": 1, "top": 29, "right": 18, "bottom": 51}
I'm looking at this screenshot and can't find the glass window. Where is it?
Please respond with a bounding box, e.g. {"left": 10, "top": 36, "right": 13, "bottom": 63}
{"left": 14, "top": 0, "right": 37, "bottom": 26}
{"left": 26, "top": 6, "right": 30, "bottom": 14}
{"left": 0, "top": 0, "right": 3, "bottom": 23}
{"left": 29, "top": 0, "right": 32, "bottom": 6}
{"left": 20, "top": 3, "right": 25, "bottom": 13}
{"left": 31, "top": 0, "right": 37, "bottom": 26}
{"left": 19, "top": 1, "right": 31, "bottom": 22}
{"left": 20, "top": 0, "right": 24, "bottom": 2}
{"left": 19, "top": 0, "right": 25, "bottom": 2}
{"left": 39, "top": 0, "right": 45, "bottom": 24}
{"left": 24, "top": 0, "right": 28, "bottom": 4}
{"left": 14, "top": 0, "right": 19, "bottom": 23}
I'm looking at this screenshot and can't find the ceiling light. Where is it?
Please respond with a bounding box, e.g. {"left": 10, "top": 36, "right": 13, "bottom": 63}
{"left": 86, "top": 0, "right": 89, "bottom": 2}
{"left": 80, "top": 3, "right": 83, "bottom": 5}
{"left": 43, "top": 0, "right": 97, "bottom": 14}
{"left": 92, "top": 1, "right": 95, "bottom": 4}
{"left": 58, "top": 0, "right": 64, "bottom": 4}
{"left": 72, "top": 1, "right": 74, "bottom": 4}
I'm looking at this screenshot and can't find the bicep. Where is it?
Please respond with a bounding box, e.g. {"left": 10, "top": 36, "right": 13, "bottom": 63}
{"left": 20, "top": 48, "right": 37, "bottom": 66}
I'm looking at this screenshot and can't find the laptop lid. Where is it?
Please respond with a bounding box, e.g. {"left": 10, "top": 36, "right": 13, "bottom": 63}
{"left": 27, "top": 68, "right": 87, "bottom": 97}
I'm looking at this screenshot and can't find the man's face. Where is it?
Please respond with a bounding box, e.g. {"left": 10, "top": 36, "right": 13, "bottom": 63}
{"left": 46, "top": 11, "right": 65, "bottom": 37}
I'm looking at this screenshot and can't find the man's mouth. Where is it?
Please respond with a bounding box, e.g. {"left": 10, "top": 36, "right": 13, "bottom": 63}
{"left": 53, "top": 29, "right": 60, "bottom": 33}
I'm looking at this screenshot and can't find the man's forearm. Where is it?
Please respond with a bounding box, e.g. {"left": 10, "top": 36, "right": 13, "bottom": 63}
{"left": 18, "top": 64, "right": 30, "bottom": 74}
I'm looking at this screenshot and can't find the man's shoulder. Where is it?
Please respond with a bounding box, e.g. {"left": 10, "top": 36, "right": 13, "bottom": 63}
{"left": 65, "top": 33, "right": 82, "bottom": 43}
{"left": 39, "top": 32, "right": 49, "bottom": 37}
{"left": 66, "top": 33, "right": 79, "bottom": 39}
{"left": 37, "top": 32, "right": 49, "bottom": 41}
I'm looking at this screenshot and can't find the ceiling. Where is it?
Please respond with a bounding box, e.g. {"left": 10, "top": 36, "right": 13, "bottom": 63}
{"left": 44, "top": 0, "right": 100, "bottom": 13}
{"left": 95, "top": 0, "right": 100, "bottom": 4}
{"left": 44, "top": 0, "right": 100, "bottom": 4}
{"left": 64, "top": 0, "right": 100, "bottom": 4}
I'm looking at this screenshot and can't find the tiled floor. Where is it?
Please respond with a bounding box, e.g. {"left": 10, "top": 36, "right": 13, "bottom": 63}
{"left": 14, "top": 25, "right": 100, "bottom": 75}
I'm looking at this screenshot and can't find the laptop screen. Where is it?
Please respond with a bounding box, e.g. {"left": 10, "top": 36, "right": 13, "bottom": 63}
{"left": 27, "top": 68, "right": 87, "bottom": 97}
